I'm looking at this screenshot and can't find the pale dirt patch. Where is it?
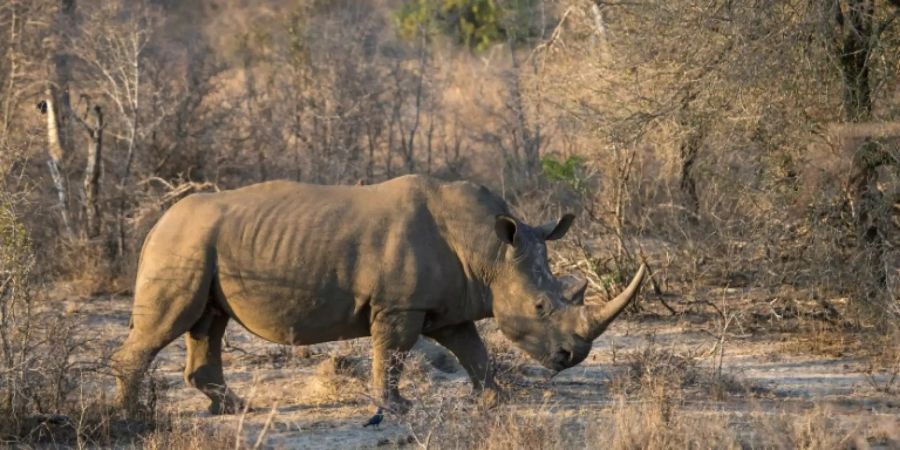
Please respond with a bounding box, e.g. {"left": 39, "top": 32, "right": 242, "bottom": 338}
{"left": 65, "top": 294, "right": 899, "bottom": 449}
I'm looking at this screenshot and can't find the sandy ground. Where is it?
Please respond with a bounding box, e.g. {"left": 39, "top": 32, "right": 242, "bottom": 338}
{"left": 63, "top": 291, "right": 900, "bottom": 449}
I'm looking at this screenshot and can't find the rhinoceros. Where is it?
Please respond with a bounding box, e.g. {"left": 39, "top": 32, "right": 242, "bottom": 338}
{"left": 112, "top": 175, "right": 646, "bottom": 414}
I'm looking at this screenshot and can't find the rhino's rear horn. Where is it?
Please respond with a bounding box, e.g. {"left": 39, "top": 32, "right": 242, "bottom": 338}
{"left": 559, "top": 274, "right": 588, "bottom": 305}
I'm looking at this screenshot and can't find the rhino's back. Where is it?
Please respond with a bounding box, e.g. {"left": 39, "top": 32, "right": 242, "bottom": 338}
{"left": 170, "top": 176, "right": 472, "bottom": 344}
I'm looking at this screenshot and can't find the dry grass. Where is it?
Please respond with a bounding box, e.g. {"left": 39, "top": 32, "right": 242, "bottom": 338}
{"left": 860, "top": 331, "right": 900, "bottom": 395}
{"left": 609, "top": 338, "right": 753, "bottom": 403}
{"left": 404, "top": 400, "right": 571, "bottom": 450}
{"left": 385, "top": 330, "right": 894, "bottom": 450}
{"left": 138, "top": 418, "right": 233, "bottom": 450}
{"left": 747, "top": 404, "right": 900, "bottom": 450}
{"left": 0, "top": 362, "right": 219, "bottom": 448}
{"left": 303, "top": 355, "right": 370, "bottom": 406}
{"left": 397, "top": 387, "right": 890, "bottom": 450}
{"left": 601, "top": 396, "right": 741, "bottom": 450}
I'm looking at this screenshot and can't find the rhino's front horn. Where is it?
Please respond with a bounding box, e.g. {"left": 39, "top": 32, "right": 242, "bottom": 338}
{"left": 581, "top": 264, "right": 647, "bottom": 340}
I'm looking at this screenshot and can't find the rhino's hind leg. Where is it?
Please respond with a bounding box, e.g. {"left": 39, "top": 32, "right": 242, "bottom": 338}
{"left": 370, "top": 311, "right": 425, "bottom": 414}
{"left": 112, "top": 334, "right": 167, "bottom": 416}
{"left": 113, "top": 311, "right": 202, "bottom": 415}
{"left": 113, "top": 253, "right": 213, "bottom": 416}
{"left": 184, "top": 308, "right": 245, "bottom": 415}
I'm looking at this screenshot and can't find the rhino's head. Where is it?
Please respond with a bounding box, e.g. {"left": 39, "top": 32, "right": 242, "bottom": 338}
{"left": 491, "top": 214, "right": 646, "bottom": 372}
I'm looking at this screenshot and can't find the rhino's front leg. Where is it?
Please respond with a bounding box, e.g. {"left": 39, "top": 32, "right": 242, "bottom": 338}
{"left": 425, "top": 321, "right": 501, "bottom": 407}
{"left": 370, "top": 310, "right": 425, "bottom": 414}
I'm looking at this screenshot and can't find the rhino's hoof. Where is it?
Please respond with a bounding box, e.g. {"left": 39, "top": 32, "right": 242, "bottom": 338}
{"left": 116, "top": 395, "right": 144, "bottom": 419}
{"left": 209, "top": 397, "right": 251, "bottom": 415}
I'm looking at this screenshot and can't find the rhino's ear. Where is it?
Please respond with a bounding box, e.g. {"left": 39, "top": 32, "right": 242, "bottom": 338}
{"left": 539, "top": 213, "right": 575, "bottom": 241}
{"left": 494, "top": 214, "right": 518, "bottom": 246}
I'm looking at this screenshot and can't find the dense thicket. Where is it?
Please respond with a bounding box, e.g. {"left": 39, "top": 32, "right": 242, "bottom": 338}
{"left": 0, "top": 0, "right": 898, "bottom": 349}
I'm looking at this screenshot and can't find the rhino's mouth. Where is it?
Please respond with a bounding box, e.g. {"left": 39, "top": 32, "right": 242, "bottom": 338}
{"left": 543, "top": 348, "right": 575, "bottom": 372}
{"left": 544, "top": 339, "right": 592, "bottom": 372}
{"left": 555, "top": 349, "right": 573, "bottom": 366}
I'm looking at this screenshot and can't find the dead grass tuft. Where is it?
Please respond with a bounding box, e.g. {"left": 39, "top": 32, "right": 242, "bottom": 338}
{"left": 402, "top": 392, "right": 888, "bottom": 450}
{"left": 303, "top": 355, "right": 369, "bottom": 405}
{"left": 406, "top": 402, "right": 570, "bottom": 450}
{"left": 861, "top": 330, "right": 900, "bottom": 395}
{"left": 138, "top": 413, "right": 234, "bottom": 450}
{"left": 750, "top": 404, "right": 883, "bottom": 450}
{"left": 602, "top": 395, "right": 741, "bottom": 450}
{"left": 610, "top": 338, "right": 753, "bottom": 403}
{"left": 614, "top": 343, "right": 699, "bottom": 393}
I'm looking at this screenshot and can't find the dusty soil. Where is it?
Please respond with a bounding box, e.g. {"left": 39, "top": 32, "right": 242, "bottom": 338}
{"left": 63, "top": 289, "right": 900, "bottom": 449}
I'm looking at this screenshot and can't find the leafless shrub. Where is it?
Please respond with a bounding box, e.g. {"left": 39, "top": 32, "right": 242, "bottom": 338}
{"left": 610, "top": 337, "right": 755, "bottom": 404}
{"left": 56, "top": 239, "right": 119, "bottom": 296}
{"left": 0, "top": 190, "right": 197, "bottom": 446}
{"left": 610, "top": 344, "right": 698, "bottom": 396}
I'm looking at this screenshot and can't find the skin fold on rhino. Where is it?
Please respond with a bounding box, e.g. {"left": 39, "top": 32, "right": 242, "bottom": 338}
{"left": 112, "top": 174, "right": 647, "bottom": 415}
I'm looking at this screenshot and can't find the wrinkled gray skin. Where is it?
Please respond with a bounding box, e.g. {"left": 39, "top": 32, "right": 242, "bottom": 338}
{"left": 112, "top": 175, "right": 646, "bottom": 415}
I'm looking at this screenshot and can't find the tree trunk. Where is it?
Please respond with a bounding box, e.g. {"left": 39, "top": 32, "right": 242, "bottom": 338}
{"left": 839, "top": 1, "right": 874, "bottom": 124}
{"left": 831, "top": 0, "right": 900, "bottom": 307}
{"left": 50, "top": 0, "right": 76, "bottom": 158}
{"left": 2, "top": 4, "right": 20, "bottom": 144}
{"left": 838, "top": 1, "right": 881, "bottom": 250}
{"left": 508, "top": 43, "right": 541, "bottom": 179}
{"left": 404, "top": 34, "right": 428, "bottom": 174}
{"left": 43, "top": 93, "right": 73, "bottom": 238}
{"left": 679, "top": 128, "right": 702, "bottom": 217}
{"left": 43, "top": 0, "right": 77, "bottom": 238}
{"left": 82, "top": 106, "right": 103, "bottom": 239}
{"left": 675, "top": 90, "right": 703, "bottom": 217}
{"left": 426, "top": 109, "right": 434, "bottom": 175}
{"left": 365, "top": 121, "right": 376, "bottom": 182}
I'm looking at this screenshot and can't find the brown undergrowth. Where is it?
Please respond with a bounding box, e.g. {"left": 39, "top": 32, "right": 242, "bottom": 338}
{"left": 396, "top": 374, "right": 892, "bottom": 450}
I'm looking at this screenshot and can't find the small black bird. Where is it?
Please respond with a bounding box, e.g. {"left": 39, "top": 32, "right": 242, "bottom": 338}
{"left": 363, "top": 407, "right": 384, "bottom": 428}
